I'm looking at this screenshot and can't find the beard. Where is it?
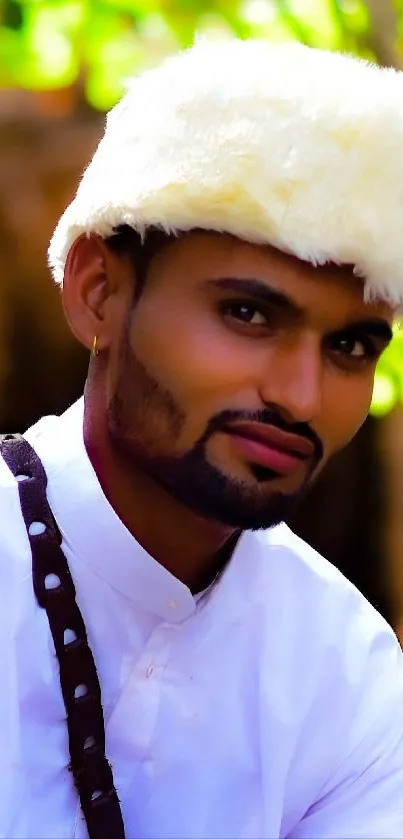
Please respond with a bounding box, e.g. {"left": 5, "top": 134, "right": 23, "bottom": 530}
{"left": 107, "top": 333, "right": 322, "bottom": 532}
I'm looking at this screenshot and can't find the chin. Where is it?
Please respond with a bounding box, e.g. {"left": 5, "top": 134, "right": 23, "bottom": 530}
{"left": 230, "top": 464, "right": 307, "bottom": 495}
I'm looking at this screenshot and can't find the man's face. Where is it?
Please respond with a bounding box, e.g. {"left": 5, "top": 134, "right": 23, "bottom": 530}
{"left": 102, "top": 232, "right": 393, "bottom": 530}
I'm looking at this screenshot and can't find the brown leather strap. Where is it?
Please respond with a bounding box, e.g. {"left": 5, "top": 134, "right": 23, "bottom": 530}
{"left": 0, "top": 433, "right": 126, "bottom": 839}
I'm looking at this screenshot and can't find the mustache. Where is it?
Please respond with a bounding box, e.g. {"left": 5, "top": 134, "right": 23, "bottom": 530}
{"left": 202, "top": 408, "right": 324, "bottom": 465}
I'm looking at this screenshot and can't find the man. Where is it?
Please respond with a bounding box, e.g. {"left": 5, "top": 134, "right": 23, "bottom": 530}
{"left": 1, "top": 37, "right": 403, "bottom": 839}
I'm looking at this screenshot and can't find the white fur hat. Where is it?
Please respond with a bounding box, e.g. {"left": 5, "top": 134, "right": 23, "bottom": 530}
{"left": 49, "top": 38, "right": 403, "bottom": 306}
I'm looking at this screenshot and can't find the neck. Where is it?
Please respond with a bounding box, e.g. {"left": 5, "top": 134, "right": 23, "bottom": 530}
{"left": 83, "top": 399, "right": 239, "bottom": 594}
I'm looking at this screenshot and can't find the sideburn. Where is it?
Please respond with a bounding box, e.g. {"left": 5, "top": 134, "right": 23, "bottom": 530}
{"left": 108, "top": 312, "right": 186, "bottom": 451}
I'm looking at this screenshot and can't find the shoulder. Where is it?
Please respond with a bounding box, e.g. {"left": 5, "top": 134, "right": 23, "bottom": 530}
{"left": 246, "top": 527, "right": 403, "bottom": 829}
{"left": 251, "top": 522, "right": 388, "bottom": 625}
{"left": 0, "top": 448, "right": 24, "bottom": 534}
{"left": 0, "top": 447, "right": 37, "bottom": 646}
{"left": 257, "top": 521, "right": 360, "bottom": 586}
{"left": 0, "top": 448, "right": 30, "bottom": 578}
{"left": 242, "top": 522, "right": 377, "bottom": 617}
{"left": 240, "top": 522, "right": 402, "bottom": 700}
{"left": 0, "top": 410, "right": 62, "bottom": 577}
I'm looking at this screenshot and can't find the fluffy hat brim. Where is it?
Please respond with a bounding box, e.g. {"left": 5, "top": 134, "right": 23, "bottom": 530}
{"left": 49, "top": 39, "right": 403, "bottom": 308}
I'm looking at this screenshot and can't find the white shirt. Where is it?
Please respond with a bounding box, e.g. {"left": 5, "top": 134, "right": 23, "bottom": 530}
{"left": 0, "top": 397, "right": 402, "bottom": 839}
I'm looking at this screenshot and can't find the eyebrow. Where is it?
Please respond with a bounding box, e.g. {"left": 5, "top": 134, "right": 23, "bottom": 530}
{"left": 203, "top": 277, "right": 304, "bottom": 315}
{"left": 203, "top": 277, "right": 394, "bottom": 345}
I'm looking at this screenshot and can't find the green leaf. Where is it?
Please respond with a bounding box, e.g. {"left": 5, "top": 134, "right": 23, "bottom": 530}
{"left": 13, "top": 1, "right": 83, "bottom": 88}
{"left": 239, "top": 0, "right": 300, "bottom": 40}
{"left": 282, "top": 0, "right": 343, "bottom": 48}
{"left": 337, "top": 0, "right": 370, "bottom": 37}
{"left": 2, "top": 0, "right": 24, "bottom": 31}
{"left": 371, "top": 329, "right": 403, "bottom": 415}
{"left": 371, "top": 371, "right": 399, "bottom": 417}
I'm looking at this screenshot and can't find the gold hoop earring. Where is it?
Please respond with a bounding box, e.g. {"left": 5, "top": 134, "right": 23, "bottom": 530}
{"left": 91, "top": 335, "right": 100, "bottom": 357}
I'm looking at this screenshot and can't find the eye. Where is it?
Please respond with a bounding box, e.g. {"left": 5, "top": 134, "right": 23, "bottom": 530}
{"left": 337, "top": 337, "right": 366, "bottom": 358}
{"left": 330, "top": 333, "right": 377, "bottom": 362}
{"left": 221, "top": 302, "right": 268, "bottom": 326}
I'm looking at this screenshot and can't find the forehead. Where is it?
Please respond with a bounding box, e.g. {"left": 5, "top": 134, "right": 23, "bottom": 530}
{"left": 146, "top": 231, "right": 395, "bottom": 325}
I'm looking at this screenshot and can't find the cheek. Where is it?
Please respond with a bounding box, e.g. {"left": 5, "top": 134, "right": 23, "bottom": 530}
{"left": 321, "top": 374, "right": 375, "bottom": 455}
{"left": 130, "top": 301, "right": 259, "bottom": 411}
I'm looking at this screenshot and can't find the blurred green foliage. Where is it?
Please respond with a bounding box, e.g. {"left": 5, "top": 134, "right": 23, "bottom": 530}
{"left": 372, "top": 325, "right": 403, "bottom": 418}
{"left": 0, "top": 0, "right": 377, "bottom": 109}
{"left": 0, "top": 0, "right": 402, "bottom": 414}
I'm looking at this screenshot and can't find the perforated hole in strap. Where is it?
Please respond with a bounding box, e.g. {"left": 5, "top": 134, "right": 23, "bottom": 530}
{"left": 0, "top": 434, "right": 126, "bottom": 839}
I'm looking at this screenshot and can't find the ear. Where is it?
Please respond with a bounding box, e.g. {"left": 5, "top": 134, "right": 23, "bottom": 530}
{"left": 62, "top": 234, "right": 132, "bottom": 353}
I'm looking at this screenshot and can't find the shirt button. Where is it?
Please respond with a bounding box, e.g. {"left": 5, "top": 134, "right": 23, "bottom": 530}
{"left": 146, "top": 665, "right": 155, "bottom": 678}
{"left": 167, "top": 598, "right": 177, "bottom": 609}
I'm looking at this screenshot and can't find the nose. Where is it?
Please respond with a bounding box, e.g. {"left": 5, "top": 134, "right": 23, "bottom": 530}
{"left": 259, "top": 335, "right": 323, "bottom": 424}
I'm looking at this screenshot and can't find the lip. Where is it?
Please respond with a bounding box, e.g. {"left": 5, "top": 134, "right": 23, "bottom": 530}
{"left": 223, "top": 422, "right": 314, "bottom": 476}
{"left": 225, "top": 422, "right": 315, "bottom": 458}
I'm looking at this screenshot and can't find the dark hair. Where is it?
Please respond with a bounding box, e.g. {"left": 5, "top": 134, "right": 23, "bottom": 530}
{"left": 104, "top": 224, "right": 178, "bottom": 301}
